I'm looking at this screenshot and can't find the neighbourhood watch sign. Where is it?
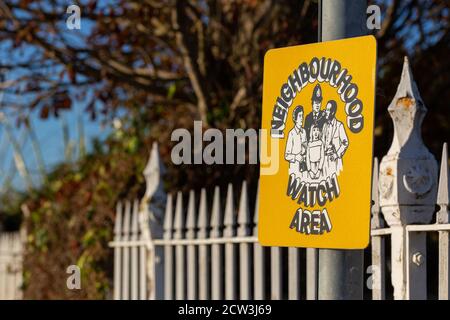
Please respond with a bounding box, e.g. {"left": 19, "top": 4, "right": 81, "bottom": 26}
{"left": 258, "top": 36, "right": 377, "bottom": 249}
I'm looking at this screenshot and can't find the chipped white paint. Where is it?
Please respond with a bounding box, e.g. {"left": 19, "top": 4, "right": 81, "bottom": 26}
{"left": 379, "top": 57, "right": 438, "bottom": 300}
{"left": 379, "top": 57, "right": 438, "bottom": 226}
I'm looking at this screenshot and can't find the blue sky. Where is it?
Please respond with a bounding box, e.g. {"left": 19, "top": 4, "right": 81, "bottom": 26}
{"left": 0, "top": 94, "right": 110, "bottom": 192}
{"left": 0, "top": 3, "right": 111, "bottom": 192}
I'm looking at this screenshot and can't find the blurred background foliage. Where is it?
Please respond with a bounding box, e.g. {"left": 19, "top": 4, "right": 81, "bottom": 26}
{"left": 21, "top": 112, "right": 149, "bottom": 299}
{"left": 0, "top": 0, "right": 449, "bottom": 298}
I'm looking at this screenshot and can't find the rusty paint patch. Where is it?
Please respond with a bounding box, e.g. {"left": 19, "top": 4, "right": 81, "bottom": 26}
{"left": 396, "top": 97, "right": 414, "bottom": 109}
{"left": 386, "top": 167, "right": 393, "bottom": 176}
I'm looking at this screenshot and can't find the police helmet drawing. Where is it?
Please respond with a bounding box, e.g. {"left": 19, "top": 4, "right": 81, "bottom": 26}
{"left": 304, "top": 83, "right": 326, "bottom": 141}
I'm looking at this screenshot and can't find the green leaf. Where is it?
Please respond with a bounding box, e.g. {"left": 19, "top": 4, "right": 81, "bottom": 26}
{"left": 127, "top": 136, "right": 139, "bottom": 153}
{"left": 82, "top": 229, "right": 96, "bottom": 247}
{"left": 167, "top": 83, "right": 176, "bottom": 99}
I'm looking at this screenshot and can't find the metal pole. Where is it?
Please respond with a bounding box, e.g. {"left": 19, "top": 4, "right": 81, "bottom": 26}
{"left": 318, "top": 0, "right": 367, "bottom": 300}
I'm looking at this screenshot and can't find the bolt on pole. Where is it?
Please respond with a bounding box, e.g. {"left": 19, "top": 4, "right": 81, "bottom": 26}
{"left": 317, "top": 0, "right": 367, "bottom": 300}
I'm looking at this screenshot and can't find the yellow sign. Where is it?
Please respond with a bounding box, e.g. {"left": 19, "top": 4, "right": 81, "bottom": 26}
{"left": 258, "top": 35, "right": 377, "bottom": 249}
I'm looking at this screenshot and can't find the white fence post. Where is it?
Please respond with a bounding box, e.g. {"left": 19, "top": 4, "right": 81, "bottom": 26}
{"left": 437, "top": 143, "right": 449, "bottom": 299}
{"left": 121, "top": 201, "right": 131, "bottom": 300}
{"left": 379, "top": 57, "right": 438, "bottom": 299}
{"left": 306, "top": 248, "right": 318, "bottom": 300}
{"left": 253, "top": 181, "right": 266, "bottom": 300}
{"left": 130, "top": 200, "right": 139, "bottom": 300}
{"left": 197, "top": 188, "right": 210, "bottom": 299}
{"left": 174, "top": 192, "right": 185, "bottom": 299}
{"left": 141, "top": 142, "right": 167, "bottom": 300}
{"left": 237, "top": 181, "right": 251, "bottom": 300}
{"left": 224, "top": 184, "right": 237, "bottom": 299}
{"left": 163, "top": 194, "right": 174, "bottom": 299}
{"left": 370, "top": 158, "right": 386, "bottom": 300}
{"left": 270, "top": 246, "right": 282, "bottom": 300}
{"left": 210, "top": 186, "right": 223, "bottom": 299}
{"left": 113, "top": 202, "right": 123, "bottom": 300}
{"left": 186, "top": 191, "right": 197, "bottom": 299}
{"left": 288, "top": 247, "right": 300, "bottom": 300}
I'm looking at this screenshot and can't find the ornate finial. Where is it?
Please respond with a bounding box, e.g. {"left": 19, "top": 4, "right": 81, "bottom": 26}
{"left": 379, "top": 56, "right": 438, "bottom": 226}
{"left": 378, "top": 57, "right": 439, "bottom": 300}
{"left": 141, "top": 142, "right": 167, "bottom": 240}
{"left": 143, "top": 142, "right": 166, "bottom": 200}
{"left": 388, "top": 57, "right": 425, "bottom": 112}
{"left": 385, "top": 56, "right": 430, "bottom": 159}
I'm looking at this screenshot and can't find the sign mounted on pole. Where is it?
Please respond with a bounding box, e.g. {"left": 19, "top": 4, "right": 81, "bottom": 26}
{"left": 258, "top": 35, "right": 377, "bottom": 249}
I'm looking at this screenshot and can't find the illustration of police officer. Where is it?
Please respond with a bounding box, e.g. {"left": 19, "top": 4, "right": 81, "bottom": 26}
{"left": 304, "top": 83, "right": 326, "bottom": 141}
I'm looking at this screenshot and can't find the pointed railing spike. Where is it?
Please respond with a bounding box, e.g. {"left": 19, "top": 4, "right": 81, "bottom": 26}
{"left": 197, "top": 189, "right": 208, "bottom": 239}
{"left": 163, "top": 194, "right": 174, "bottom": 238}
{"left": 237, "top": 181, "right": 251, "bottom": 236}
{"left": 114, "top": 201, "right": 123, "bottom": 240}
{"left": 131, "top": 199, "right": 139, "bottom": 241}
{"left": 253, "top": 180, "right": 260, "bottom": 235}
{"left": 224, "top": 184, "right": 235, "bottom": 237}
{"left": 174, "top": 192, "right": 184, "bottom": 239}
{"left": 210, "top": 186, "right": 222, "bottom": 237}
{"left": 186, "top": 190, "right": 196, "bottom": 239}
{"left": 123, "top": 201, "right": 131, "bottom": 239}
{"left": 437, "top": 143, "right": 449, "bottom": 205}
{"left": 143, "top": 142, "right": 166, "bottom": 200}
{"left": 388, "top": 56, "right": 425, "bottom": 112}
{"left": 437, "top": 143, "right": 450, "bottom": 224}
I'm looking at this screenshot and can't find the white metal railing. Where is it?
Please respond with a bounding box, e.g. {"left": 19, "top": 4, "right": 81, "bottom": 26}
{"left": 111, "top": 181, "right": 321, "bottom": 300}
{"left": 110, "top": 145, "right": 449, "bottom": 300}
{"left": 109, "top": 200, "right": 147, "bottom": 300}
{"left": 110, "top": 57, "right": 449, "bottom": 300}
{"left": 370, "top": 142, "right": 450, "bottom": 300}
